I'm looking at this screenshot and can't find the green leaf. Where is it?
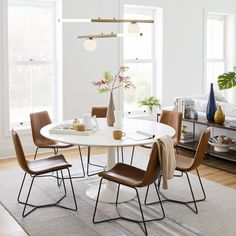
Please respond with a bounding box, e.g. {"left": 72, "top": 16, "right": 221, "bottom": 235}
{"left": 138, "top": 96, "right": 161, "bottom": 109}
{"left": 218, "top": 72, "right": 236, "bottom": 90}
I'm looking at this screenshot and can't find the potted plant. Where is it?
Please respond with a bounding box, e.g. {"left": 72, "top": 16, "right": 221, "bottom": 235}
{"left": 218, "top": 66, "right": 236, "bottom": 90}
{"left": 138, "top": 96, "right": 161, "bottom": 114}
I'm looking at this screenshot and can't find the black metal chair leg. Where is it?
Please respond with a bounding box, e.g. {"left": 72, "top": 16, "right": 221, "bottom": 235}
{"left": 154, "top": 183, "right": 165, "bottom": 218}
{"left": 22, "top": 176, "right": 36, "bottom": 217}
{"left": 121, "top": 147, "right": 124, "bottom": 163}
{"left": 115, "top": 184, "right": 120, "bottom": 207}
{"left": 130, "top": 146, "right": 135, "bottom": 165}
{"left": 135, "top": 188, "right": 148, "bottom": 236}
{"left": 144, "top": 185, "right": 150, "bottom": 205}
{"left": 67, "top": 168, "right": 78, "bottom": 211}
{"left": 196, "top": 168, "right": 206, "bottom": 200}
{"left": 33, "top": 147, "right": 39, "bottom": 160}
{"left": 185, "top": 172, "right": 198, "bottom": 213}
{"left": 78, "top": 145, "right": 85, "bottom": 178}
{"left": 93, "top": 178, "right": 103, "bottom": 223}
{"left": 87, "top": 146, "right": 106, "bottom": 176}
{"left": 117, "top": 147, "right": 120, "bottom": 162}
{"left": 150, "top": 171, "right": 206, "bottom": 214}
{"left": 17, "top": 172, "right": 27, "bottom": 203}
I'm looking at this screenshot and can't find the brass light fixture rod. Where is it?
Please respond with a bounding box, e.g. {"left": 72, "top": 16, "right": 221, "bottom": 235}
{"left": 60, "top": 18, "right": 154, "bottom": 23}
{"left": 91, "top": 18, "right": 154, "bottom": 23}
{"left": 77, "top": 32, "right": 143, "bottom": 39}
{"left": 78, "top": 33, "right": 117, "bottom": 39}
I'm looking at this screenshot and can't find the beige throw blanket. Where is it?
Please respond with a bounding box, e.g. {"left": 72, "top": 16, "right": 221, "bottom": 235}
{"left": 156, "top": 135, "right": 176, "bottom": 189}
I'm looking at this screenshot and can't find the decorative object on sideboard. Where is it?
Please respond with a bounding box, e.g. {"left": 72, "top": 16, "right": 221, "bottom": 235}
{"left": 185, "top": 109, "right": 198, "bottom": 119}
{"left": 174, "top": 98, "right": 194, "bottom": 118}
{"left": 206, "top": 83, "right": 217, "bottom": 122}
{"left": 214, "top": 105, "right": 225, "bottom": 124}
{"left": 92, "top": 66, "right": 135, "bottom": 126}
{"left": 208, "top": 135, "right": 234, "bottom": 152}
{"left": 218, "top": 66, "right": 236, "bottom": 90}
{"left": 138, "top": 96, "right": 161, "bottom": 114}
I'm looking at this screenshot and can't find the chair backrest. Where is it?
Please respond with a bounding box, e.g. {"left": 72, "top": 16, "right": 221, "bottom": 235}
{"left": 11, "top": 130, "right": 30, "bottom": 173}
{"left": 140, "top": 142, "right": 162, "bottom": 187}
{"left": 190, "top": 127, "right": 211, "bottom": 171}
{"left": 30, "top": 111, "right": 54, "bottom": 146}
{"left": 160, "top": 110, "right": 182, "bottom": 147}
{"left": 91, "top": 107, "right": 107, "bottom": 118}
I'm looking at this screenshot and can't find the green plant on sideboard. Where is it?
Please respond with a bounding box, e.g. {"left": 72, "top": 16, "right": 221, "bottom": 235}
{"left": 218, "top": 66, "right": 236, "bottom": 90}
{"left": 138, "top": 96, "right": 161, "bottom": 113}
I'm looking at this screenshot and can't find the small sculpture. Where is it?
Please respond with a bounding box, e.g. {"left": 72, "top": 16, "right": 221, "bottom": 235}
{"left": 214, "top": 105, "right": 225, "bottom": 124}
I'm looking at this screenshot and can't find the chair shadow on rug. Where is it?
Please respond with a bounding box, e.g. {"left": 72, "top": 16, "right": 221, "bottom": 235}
{"left": 11, "top": 130, "right": 77, "bottom": 217}
{"left": 145, "top": 127, "right": 211, "bottom": 214}
{"left": 93, "top": 142, "right": 165, "bottom": 236}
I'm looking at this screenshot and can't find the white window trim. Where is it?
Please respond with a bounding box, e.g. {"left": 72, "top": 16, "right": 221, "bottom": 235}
{"left": 203, "top": 7, "right": 235, "bottom": 96}
{"left": 119, "top": 1, "right": 163, "bottom": 114}
{"left": 2, "top": 0, "right": 61, "bottom": 137}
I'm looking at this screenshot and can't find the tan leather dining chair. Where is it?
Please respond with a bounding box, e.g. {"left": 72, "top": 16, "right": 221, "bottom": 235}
{"left": 130, "top": 110, "right": 183, "bottom": 165}
{"left": 159, "top": 110, "right": 182, "bottom": 150}
{"left": 145, "top": 127, "right": 211, "bottom": 214}
{"left": 11, "top": 130, "right": 77, "bottom": 217}
{"left": 30, "top": 111, "right": 74, "bottom": 158}
{"left": 93, "top": 142, "right": 165, "bottom": 236}
{"left": 30, "top": 111, "right": 85, "bottom": 178}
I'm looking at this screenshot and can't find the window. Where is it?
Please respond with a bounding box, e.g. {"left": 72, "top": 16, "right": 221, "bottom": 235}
{"left": 205, "top": 12, "right": 234, "bottom": 102}
{"left": 122, "top": 5, "right": 162, "bottom": 113}
{"left": 6, "top": 0, "right": 59, "bottom": 129}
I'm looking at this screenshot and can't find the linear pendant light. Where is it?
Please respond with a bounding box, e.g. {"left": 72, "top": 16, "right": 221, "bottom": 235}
{"left": 60, "top": 17, "right": 153, "bottom": 51}
{"left": 78, "top": 32, "right": 143, "bottom": 51}
{"left": 59, "top": 18, "right": 154, "bottom": 24}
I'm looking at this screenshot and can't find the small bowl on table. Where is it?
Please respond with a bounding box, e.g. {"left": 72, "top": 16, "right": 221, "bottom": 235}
{"left": 208, "top": 135, "right": 234, "bottom": 152}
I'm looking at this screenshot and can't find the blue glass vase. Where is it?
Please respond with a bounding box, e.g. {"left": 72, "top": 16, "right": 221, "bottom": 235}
{"left": 206, "top": 83, "right": 217, "bottom": 122}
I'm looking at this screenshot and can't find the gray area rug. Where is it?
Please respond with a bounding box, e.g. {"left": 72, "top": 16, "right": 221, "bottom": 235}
{"left": 1, "top": 150, "right": 236, "bottom": 236}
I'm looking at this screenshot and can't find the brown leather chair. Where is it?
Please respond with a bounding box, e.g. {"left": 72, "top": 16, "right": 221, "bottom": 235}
{"left": 91, "top": 107, "right": 107, "bottom": 118}
{"left": 145, "top": 127, "right": 211, "bottom": 214}
{"left": 30, "top": 111, "right": 85, "bottom": 178}
{"left": 130, "top": 110, "right": 183, "bottom": 165}
{"left": 11, "top": 130, "right": 77, "bottom": 217}
{"left": 159, "top": 110, "right": 182, "bottom": 150}
{"left": 93, "top": 142, "right": 165, "bottom": 236}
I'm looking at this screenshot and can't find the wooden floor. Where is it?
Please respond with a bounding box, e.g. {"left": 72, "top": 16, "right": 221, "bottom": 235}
{"left": 0, "top": 147, "right": 236, "bottom": 236}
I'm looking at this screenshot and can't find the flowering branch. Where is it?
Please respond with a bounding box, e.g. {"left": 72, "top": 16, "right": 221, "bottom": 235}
{"left": 92, "top": 66, "right": 135, "bottom": 94}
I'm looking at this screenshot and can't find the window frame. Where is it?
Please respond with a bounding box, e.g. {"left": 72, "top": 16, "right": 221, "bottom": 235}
{"left": 2, "top": 0, "right": 61, "bottom": 136}
{"left": 119, "top": 2, "right": 162, "bottom": 114}
{"left": 204, "top": 8, "right": 235, "bottom": 101}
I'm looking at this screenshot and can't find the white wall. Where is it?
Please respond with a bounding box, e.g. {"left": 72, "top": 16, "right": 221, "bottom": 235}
{"left": 1, "top": 0, "right": 236, "bottom": 158}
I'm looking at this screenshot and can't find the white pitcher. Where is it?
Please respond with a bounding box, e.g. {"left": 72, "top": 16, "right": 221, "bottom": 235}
{"left": 82, "top": 114, "right": 98, "bottom": 130}
{"left": 81, "top": 114, "right": 93, "bottom": 130}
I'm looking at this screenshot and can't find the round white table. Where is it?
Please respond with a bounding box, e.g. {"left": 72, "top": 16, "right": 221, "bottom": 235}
{"left": 41, "top": 118, "right": 175, "bottom": 203}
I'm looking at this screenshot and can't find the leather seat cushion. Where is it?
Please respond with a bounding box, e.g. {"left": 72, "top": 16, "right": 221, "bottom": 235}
{"left": 99, "top": 163, "right": 146, "bottom": 187}
{"left": 27, "top": 154, "right": 72, "bottom": 175}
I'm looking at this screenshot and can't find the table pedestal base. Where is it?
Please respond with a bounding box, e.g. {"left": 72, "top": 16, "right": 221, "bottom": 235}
{"left": 86, "top": 183, "right": 136, "bottom": 203}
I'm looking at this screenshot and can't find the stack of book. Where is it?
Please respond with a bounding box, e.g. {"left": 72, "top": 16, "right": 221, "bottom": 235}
{"left": 174, "top": 98, "right": 194, "bottom": 117}
{"left": 180, "top": 131, "right": 194, "bottom": 143}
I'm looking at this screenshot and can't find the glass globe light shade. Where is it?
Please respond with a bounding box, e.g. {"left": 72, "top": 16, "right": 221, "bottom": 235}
{"left": 128, "top": 22, "right": 140, "bottom": 34}
{"left": 84, "top": 38, "right": 97, "bottom": 51}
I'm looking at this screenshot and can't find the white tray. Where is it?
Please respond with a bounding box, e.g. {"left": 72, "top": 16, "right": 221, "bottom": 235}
{"left": 49, "top": 124, "right": 98, "bottom": 136}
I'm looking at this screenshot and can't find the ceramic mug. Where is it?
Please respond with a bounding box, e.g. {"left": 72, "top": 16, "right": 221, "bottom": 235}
{"left": 113, "top": 130, "right": 125, "bottom": 140}
{"left": 76, "top": 124, "right": 85, "bottom": 132}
